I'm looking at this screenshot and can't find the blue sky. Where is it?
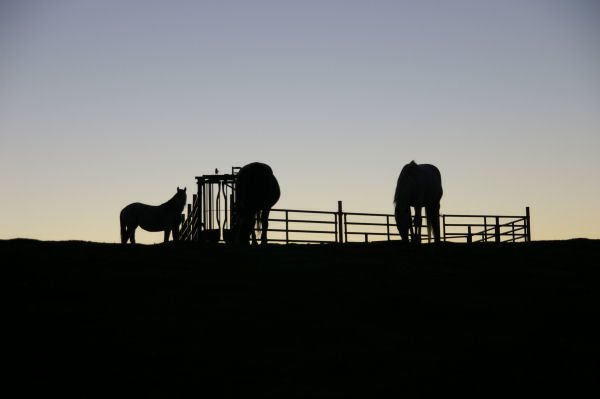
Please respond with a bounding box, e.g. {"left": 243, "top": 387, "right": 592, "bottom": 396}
{"left": 1, "top": 0, "right": 599, "bottom": 243}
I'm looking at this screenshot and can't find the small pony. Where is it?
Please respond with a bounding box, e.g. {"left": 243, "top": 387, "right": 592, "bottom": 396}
{"left": 120, "top": 187, "right": 187, "bottom": 244}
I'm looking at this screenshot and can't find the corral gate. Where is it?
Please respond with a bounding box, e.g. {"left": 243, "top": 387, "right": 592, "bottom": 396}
{"left": 179, "top": 167, "right": 239, "bottom": 243}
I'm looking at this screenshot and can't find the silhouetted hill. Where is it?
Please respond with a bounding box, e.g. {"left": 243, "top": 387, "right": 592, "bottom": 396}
{"left": 5, "top": 239, "right": 600, "bottom": 396}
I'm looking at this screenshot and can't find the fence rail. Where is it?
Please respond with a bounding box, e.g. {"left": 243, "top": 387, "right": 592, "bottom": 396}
{"left": 180, "top": 198, "right": 531, "bottom": 244}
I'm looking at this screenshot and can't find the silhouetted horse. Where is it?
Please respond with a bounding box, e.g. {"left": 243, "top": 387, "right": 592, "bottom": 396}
{"left": 120, "top": 187, "right": 187, "bottom": 244}
{"left": 394, "top": 161, "right": 443, "bottom": 243}
{"left": 231, "top": 162, "right": 280, "bottom": 245}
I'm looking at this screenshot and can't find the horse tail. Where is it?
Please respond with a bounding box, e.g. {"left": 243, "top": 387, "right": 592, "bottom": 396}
{"left": 425, "top": 203, "right": 441, "bottom": 243}
{"left": 425, "top": 208, "right": 432, "bottom": 242}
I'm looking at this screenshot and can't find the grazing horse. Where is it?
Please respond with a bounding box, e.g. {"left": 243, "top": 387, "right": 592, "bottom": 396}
{"left": 394, "top": 161, "right": 443, "bottom": 243}
{"left": 120, "top": 187, "right": 187, "bottom": 244}
{"left": 231, "top": 162, "right": 280, "bottom": 245}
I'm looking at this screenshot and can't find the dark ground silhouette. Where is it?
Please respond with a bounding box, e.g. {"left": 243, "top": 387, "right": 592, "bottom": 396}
{"left": 5, "top": 239, "right": 600, "bottom": 396}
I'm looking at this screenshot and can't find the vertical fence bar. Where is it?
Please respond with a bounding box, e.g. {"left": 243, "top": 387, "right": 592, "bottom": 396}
{"left": 427, "top": 216, "right": 431, "bottom": 243}
{"left": 204, "top": 183, "right": 208, "bottom": 231}
{"left": 192, "top": 194, "right": 197, "bottom": 241}
{"left": 495, "top": 216, "right": 500, "bottom": 243}
{"left": 467, "top": 225, "right": 472, "bottom": 243}
{"left": 203, "top": 183, "right": 207, "bottom": 233}
{"left": 197, "top": 183, "right": 202, "bottom": 239}
{"left": 344, "top": 213, "right": 348, "bottom": 243}
{"left": 224, "top": 188, "right": 228, "bottom": 234}
{"left": 229, "top": 192, "right": 234, "bottom": 239}
{"left": 364, "top": 233, "right": 368, "bottom": 243}
{"left": 334, "top": 213, "right": 338, "bottom": 243}
{"left": 525, "top": 206, "right": 531, "bottom": 242}
{"left": 285, "top": 210, "right": 289, "bottom": 244}
{"left": 512, "top": 222, "right": 515, "bottom": 242}
{"left": 337, "top": 201, "right": 344, "bottom": 244}
{"left": 442, "top": 214, "right": 446, "bottom": 242}
{"left": 386, "top": 215, "right": 391, "bottom": 241}
{"left": 208, "top": 183, "right": 213, "bottom": 230}
{"left": 202, "top": 181, "right": 206, "bottom": 238}
{"left": 483, "top": 217, "right": 487, "bottom": 242}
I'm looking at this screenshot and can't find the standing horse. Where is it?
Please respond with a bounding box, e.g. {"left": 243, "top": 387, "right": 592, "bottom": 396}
{"left": 394, "top": 161, "right": 443, "bottom": 243}
{"left": 120, "top": 187, "right": 187, "bottom": 244}
{"left": 231, "top": 162, "right": 280, "bottom": 245}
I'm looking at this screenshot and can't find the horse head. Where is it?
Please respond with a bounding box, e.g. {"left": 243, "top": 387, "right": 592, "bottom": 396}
{"left": 230, "top": 205, "right": 254, "bottom": 246}
{"left": 176, "top": 186, "right": 187, "bottom": 209}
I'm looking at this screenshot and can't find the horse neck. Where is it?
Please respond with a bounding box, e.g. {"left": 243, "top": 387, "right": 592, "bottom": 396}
{"left": 162, "top": 194, "right": 184, "bottom": 212}
{"left": 394, "top": 172, "right": 413, "bottom": 207}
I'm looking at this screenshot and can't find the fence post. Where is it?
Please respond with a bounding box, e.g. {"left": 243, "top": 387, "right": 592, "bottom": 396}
{"left": 467, "top": 225, "right": 472, "bottom": 243}
{"left": 337, "top": 201, "right": 344, "bottom": 244}
{"left": 192, "top": 194, "right": 198, "bottom": 241}
{"left": 525, "top": 206, "right": 531, "bottom": 242}
{"left": 344, "top": 213, "right": 348, "bottom": 243}
{"left": 442, "top": 214, "right": 446, "bottom": 242}
{"left": 483, "top": 216, "right": 487, "bottom": 242}
{"left": 427, "top": 217, "right": 431, "bottom": 243}
{"left": 207, "top": 182, "right": 212, "bottom": 231}
{"left": 364, "top": 233, "right": 368, "bottom": 243}
{"left": 386, "top": 215, "right": 390, "bottom": 241}
{"left": 334, "top": 213, "right": 338, "bottom": 243}
{"left": 512, "top": 222, "right": 515, "bottom": 242}
{"left": 495, "top": 216, "right": 500, "bottom": 243}
{"left": 285, "top": 210, "right": 289, "bottom": 244}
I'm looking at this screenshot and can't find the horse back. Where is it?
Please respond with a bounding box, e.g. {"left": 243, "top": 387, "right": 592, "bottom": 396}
{"left": 237, "top": 163, "right": 280, "bottom": 210}
{"left": 395, "top": 163, "right": 442, "bottom": 207}
{"left": 417, "top": 164, "right": 443, "bottom": 204}
{"left": 121, "top": 202, "right": 143, "bottom": 219}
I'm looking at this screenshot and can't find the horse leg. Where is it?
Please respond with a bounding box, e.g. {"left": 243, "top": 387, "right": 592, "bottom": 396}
{"left": 251, "top": 228, "right": 258, "bottom": 246}
{"left": 164, "top": 230, "right": 170, "bottom": 243}
{"left": 121, "top": 221, "right": 128, "bottom": 244}
{"left": 394, "top": 205, "right": 410, "bottom": 243}
{"left": 430, "top": 203, "right": 441, "bottom": 243}
{"left": 251, "top": 212, "right": 258, "bottom": 246}
{"left": 233, "top": 209, "right": 252, "bottom": 246}
{"left": 260, "top": 208, "right": 271, "bottom": 245}
{"left": 130, "top": 226, "right": 136, "bottom": 244}
{"left": 173, "top": 225, "right": 180, "bottom": 241}
{"left": 413, "top": 207, "right": 422, "bottom": 244}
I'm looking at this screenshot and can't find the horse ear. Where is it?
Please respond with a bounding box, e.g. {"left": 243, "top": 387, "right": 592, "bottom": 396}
{"left": 184, "top": 187, "right": 187, "bottom": 192}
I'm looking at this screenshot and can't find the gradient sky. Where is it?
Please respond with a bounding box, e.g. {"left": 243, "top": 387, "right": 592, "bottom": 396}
{"left": 1, "top": 0, "right": 599, "bottom": 243}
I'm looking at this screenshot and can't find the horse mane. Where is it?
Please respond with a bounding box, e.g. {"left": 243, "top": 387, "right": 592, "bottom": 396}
{"left": 161, "top": 188, "right": 186, "bottom": 212}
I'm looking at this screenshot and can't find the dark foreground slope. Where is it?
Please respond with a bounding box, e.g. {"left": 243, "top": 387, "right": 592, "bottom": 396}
{"left": 5, "top": 239, "right": 600, "bottom": 396}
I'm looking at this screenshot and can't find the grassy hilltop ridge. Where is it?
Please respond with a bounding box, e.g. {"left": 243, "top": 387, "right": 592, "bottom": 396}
{"left": 5, "top": 239, "right": 600, "bottom": 396}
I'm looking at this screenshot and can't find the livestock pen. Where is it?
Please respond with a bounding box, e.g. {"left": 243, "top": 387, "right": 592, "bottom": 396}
{"left": 179, "top": 168, "right": 531, "bottom": 244}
